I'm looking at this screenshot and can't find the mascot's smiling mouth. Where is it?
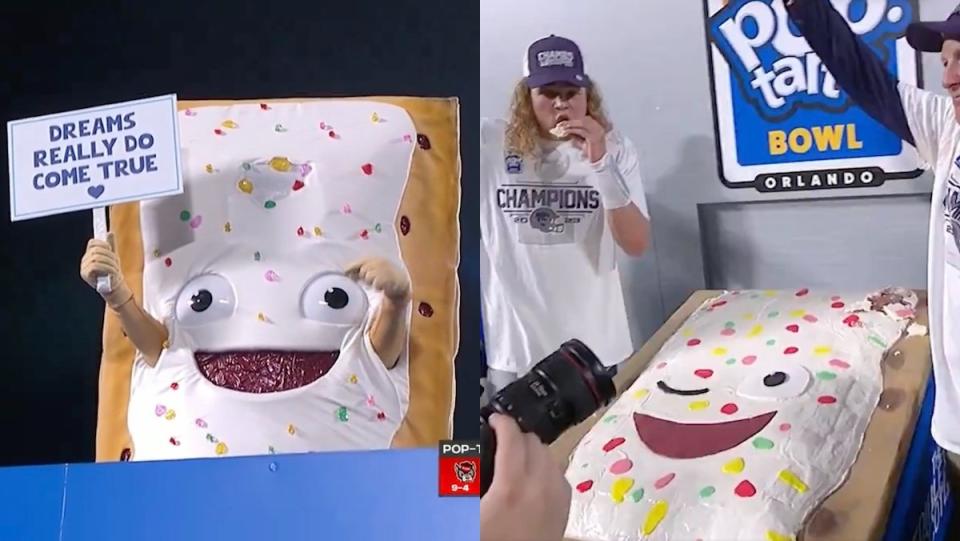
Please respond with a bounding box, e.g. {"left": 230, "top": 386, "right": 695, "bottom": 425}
{"left": 195, "top": 351, "right": 340, "bottom": 393}
{"left": 633, "top": 411, "right": 776, "bottom": 459}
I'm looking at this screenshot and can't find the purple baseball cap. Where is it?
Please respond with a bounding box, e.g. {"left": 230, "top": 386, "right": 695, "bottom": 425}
{"left": 523, "top": 35, "right": 590, "bottom": 88}
{"left": 906, "top": 3, "right": 960, "bottom": 52}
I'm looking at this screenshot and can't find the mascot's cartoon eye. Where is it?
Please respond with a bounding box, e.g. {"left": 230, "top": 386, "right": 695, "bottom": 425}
{"left": 324, "top": 287, "right": 349, "bottom": 309}
{"left": 737, "top": 365, "right": 810, "bottom": 401}
{"left": 190, "top": 290, "right": 214, "bottom": 312}
{"left": 175, "top": 274, "right": 236, "bottom": 326}
{"left": 301, "top": 273, "right": 367, "bottom": 324}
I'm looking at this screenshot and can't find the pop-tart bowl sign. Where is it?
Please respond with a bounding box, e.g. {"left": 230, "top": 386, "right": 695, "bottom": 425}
{"left": 705, "top": 0, "right": 922, "bottom": 192}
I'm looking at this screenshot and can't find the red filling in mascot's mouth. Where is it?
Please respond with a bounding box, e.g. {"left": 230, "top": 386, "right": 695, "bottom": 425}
{"left": 633, "top": 411, "right": 776, "bottom": 459}
{"left": 195, "top": 351, "right": 340, "bottom": 393}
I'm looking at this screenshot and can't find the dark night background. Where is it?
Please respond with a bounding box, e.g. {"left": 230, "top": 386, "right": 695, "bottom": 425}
{"left": 0, "top": 0, "right": 479, "bottom": 466}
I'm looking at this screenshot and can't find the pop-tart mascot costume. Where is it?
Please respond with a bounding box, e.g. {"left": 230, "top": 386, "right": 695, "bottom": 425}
{"left": 78, "top": 98, "right": 461, "bottom": 462}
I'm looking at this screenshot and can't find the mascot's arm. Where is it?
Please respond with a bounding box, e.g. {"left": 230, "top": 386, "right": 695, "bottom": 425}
{"left": 346, "top": 257, "right": 411, "bottom": 369}
{"left": 80, "top": 233, "right": 169, "bottom": 367}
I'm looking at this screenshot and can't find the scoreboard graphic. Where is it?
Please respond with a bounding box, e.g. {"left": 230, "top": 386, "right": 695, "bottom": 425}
{"left": 439, "top": 440, "right": 480, "bottom": 497}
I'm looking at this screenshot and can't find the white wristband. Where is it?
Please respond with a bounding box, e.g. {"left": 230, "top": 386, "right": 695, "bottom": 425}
{"left": 590, "top": 154, "right": 631, "bottom": 209}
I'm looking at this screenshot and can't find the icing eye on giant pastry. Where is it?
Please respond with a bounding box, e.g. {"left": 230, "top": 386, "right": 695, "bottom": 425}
{"left": 737, "top": 365, "right": 811, "bottom": 401}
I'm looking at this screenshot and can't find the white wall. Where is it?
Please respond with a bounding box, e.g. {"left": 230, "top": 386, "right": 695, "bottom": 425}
{"left": 481, "top": 0, "right": 952, "bottom": 349}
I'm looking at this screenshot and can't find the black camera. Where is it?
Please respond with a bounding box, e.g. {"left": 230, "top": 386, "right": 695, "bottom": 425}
{"left": 479, "top": 339, "right": 617, "bottom": 497}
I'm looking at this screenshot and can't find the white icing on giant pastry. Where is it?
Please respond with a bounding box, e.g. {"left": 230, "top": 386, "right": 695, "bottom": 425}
{"left": 564, "top": 288, "right": 916, "bottom": 541}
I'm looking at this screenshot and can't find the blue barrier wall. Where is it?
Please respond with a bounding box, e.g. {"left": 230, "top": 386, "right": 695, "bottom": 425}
{"left": 0, "top": 448, "right": 479, "bottom": 541}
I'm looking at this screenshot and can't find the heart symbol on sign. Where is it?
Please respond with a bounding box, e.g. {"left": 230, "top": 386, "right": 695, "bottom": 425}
{"left": 87, "top": 185, "right": 105, "bottom": 199}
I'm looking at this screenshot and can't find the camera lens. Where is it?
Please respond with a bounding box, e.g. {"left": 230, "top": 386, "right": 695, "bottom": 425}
{"left": 483, "top": 339, "right": 616, "bottom": 444}
{"left": 480, "top": 339, "right": 617, "bottom": 496}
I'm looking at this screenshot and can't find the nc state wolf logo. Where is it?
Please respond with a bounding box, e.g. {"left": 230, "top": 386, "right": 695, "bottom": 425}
{"left": 454, "top": 460, "right": 477, "bottom": 483}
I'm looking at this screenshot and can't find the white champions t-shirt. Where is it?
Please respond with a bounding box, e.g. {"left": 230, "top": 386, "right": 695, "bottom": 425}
{"left": 897, "top": 83, "right": 960, "bottom": 454}
{"left": 479, "top": 118, "right": 649, "bottom": 374}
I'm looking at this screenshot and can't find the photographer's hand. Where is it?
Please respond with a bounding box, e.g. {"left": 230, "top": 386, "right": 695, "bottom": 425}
{"left": 480, "top": 414, "right": 572, "bottom": 541}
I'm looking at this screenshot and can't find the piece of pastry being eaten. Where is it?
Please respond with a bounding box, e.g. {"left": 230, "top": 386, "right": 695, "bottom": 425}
{"left": 549, "top": 115, "right": 569, "bottom": 138}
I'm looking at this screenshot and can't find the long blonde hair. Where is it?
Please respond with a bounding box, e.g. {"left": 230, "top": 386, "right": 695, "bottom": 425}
{"left": 504, "top": 78, "right": 612, "bottom": 158}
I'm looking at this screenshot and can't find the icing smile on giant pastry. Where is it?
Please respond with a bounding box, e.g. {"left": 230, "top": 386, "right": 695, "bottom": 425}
{"left": 633, "top": 409, "right": 776, "bottom": 459}
{"left": 632, "top": 372, "right": 803, "bottom": 459}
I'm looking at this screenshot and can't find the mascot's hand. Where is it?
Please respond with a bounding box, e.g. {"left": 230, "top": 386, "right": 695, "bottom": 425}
{"left": 345, "top": 257, "right": 411, "bottom": 303}
{"left": 346, "top": 257, "right": 410, "bottom": 368}
{"left": 80, "top": 232, "right": 133, "bottom": 309}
